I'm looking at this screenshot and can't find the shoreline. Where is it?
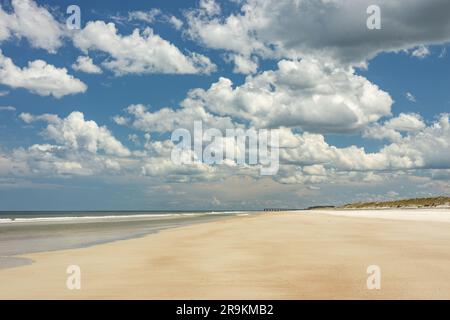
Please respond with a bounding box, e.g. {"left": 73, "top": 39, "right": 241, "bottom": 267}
{"left": 0, "top": 211, "right": 246, "bottom": 269}
{"left": 1, "top": 210, "right": 450, "bottom": 299}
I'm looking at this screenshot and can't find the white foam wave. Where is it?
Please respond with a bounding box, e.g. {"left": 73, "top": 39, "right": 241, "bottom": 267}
{"left": 0, "top": 210, "right": 252, "bottom": 225}
{"left": 0, "top": 213, "right": 185, "bottom": 224}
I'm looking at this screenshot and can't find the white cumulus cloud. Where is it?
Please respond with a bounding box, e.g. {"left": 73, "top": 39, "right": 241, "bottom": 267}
{"left": 117, "top": 103, "right": 237, "bottom": 133}
{"left": 182, "top": 58, "right": 393, "bottom": 133}
{"left": 0, "top": 0, "right": 64, "bottom": 53}
{"left": 0, "top": 50, "right": 87, "bottom": 98}
{"left": 411, "top": 45, "right": 430, "bottom": 59}
{"left": 73, "top": 21, "right": 216, "bottom": 75}
{"left": 20, "top": 111, "right": 130, "bottom": 157}
{"left": 186, "top": 0, "right": 450, "bottom": 70}
{"left": 72, "top": 56, "right": 103, "bottom": 74}
{"left": 406, "top": 92, "right": 416, "bottom": 102}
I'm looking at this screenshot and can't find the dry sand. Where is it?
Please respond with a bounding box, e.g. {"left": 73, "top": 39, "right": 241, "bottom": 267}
{"left": 1, "top": 210, "right": 450, "bottom": 299}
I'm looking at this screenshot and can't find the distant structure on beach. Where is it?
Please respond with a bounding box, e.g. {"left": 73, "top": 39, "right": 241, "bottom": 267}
{"left": 263, "top": 208, "right": 289, "bottom": 212}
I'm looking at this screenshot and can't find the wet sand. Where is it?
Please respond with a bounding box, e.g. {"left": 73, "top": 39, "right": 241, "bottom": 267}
{"left": 1, "top": 210, "right": 450, "bottom": 299}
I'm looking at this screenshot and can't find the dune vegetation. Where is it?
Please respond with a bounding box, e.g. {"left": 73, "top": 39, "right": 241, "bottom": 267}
{"left": 341, "top": 196, "right": 450, "bottom": 209}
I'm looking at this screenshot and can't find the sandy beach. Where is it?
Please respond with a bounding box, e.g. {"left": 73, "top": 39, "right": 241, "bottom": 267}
{"left": 1, "top": 210, "right": 450, "bottom": 299}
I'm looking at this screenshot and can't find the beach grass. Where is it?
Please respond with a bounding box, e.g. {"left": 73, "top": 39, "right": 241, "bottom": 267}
{"left": 341, "top": 196, "right": 450, "bottom": 209}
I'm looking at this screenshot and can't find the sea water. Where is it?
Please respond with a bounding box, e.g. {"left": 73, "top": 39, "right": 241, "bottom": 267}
{"left": 0, "top": 210, "right": 250, "bottom": 268}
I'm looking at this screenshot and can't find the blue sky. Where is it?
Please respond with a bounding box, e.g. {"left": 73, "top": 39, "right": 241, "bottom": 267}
{"left": 1, "top": 0, "right": 450, "bottom": 210}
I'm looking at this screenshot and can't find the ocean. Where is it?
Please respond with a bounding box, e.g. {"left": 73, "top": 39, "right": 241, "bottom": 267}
{"left": 0, "top": 210, "right": 251, "bottom": 268}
